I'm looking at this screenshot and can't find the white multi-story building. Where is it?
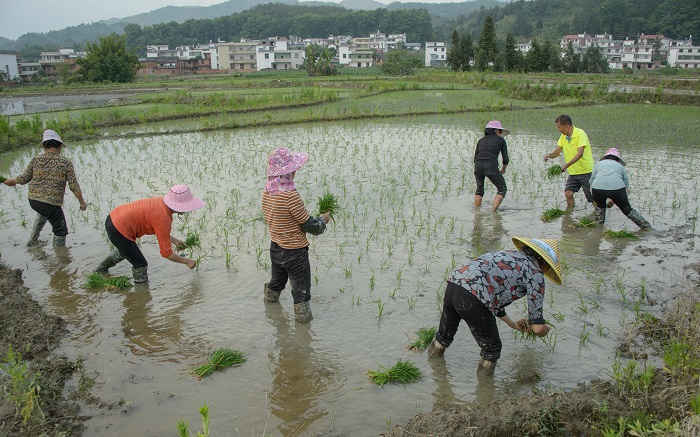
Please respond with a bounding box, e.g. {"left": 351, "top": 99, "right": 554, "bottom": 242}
{"left": 621, "top": 38, "right": 655, "bottom": 69}
{"left": 0, "top": 51, "right": 19, "bottom": 80}
{"left": 256, "top": 38, "right": 304, "bottom": 71}
{"left": 217, "top": 40, "right": 259, "bottom": 72}
{"left": 146, "top": 45, "right": 172, "bottom": 58}
{"left": 337, "top": 45, "right": 374, "bottom": 67}
{"left": 668, "top": 44, "right": 700, "bottom": 68}
{"left": 424, "top": 42, "right": 446, "bottom": 67}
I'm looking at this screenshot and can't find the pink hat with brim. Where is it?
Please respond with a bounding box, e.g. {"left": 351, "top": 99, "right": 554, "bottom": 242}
{"left": 163, "top": 185, "right": 206, "bottom": 213}
{"left": 42, "top": 129, "right": 63, "bottom": 144}
{"left": 602, "top": 148, "right": 626, "bottom": 166}
{"left": 267, "top": 148, "right": 309, "bottom": 177}
{"left": 485, "top": 120, "right": 510, "bottom": 136}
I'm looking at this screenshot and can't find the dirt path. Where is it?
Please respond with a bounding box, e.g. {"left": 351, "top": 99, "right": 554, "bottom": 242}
{"left": 0, "top": 261, "right": 86, "bottom": 436}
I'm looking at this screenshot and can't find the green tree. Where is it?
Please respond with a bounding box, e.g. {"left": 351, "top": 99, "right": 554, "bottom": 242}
{"left": 526, "top": 38, "right": 543, "bottom": 72}
{"left": 475, "top": 16, "right": 498, "bottom": 72}
{"left": 76, "top": 34, "right": 140, "bottom": 83}
{"left": 563, "top": 41, "right": 580, "bottom": 73}
{"left": 381, "top": 48, "right": 423, "bottom": 76}
{"left": 446, "top": 30, "right": 461, "bottom": 71}
{"left": 460, "top": 35, "right": 474, "bottom": 71}
{"left": 502, "top": 32, "right": 520, "bottom": 72}
{"left": 581, "top": 46, "right": 609, "bottom": 73}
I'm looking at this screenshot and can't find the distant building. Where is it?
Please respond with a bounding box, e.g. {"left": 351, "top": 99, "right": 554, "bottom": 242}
{"left": 424, "top": 42, "right": 446, "bottom": 67}
{"left": 668, "top": 44, "right": 700, "bottom": 69}
{"left": 217, "top": 41, "right": 259, "bottom": 72}
{"left": 257, "top": 38, "right": 304, "bottom": 71}
{"left": 0, "top": 51, "right": 19, "bottom": 80}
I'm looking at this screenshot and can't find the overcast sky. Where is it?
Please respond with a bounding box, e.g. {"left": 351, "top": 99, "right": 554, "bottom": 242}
{"left": 1, "top": 0, "right": 465, "bottom": 40}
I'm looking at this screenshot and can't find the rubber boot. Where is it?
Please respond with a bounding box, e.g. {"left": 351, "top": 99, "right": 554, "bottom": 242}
{"left": 477, "top": 358, "right": 497, "bottom": 376}
{"left": 132, "top": 266, "right": 149, "bottom": 283}
{"left": 263, "top": 282, "right": 281, "bottom": 303}
{"left": 427, "top": 337, "right": 446, "bottom": 358}
{"left": 627, "top": 209, "right": 652, "bottom": 230}
{"left": 95, "top": 250, "right": 125, "bottom": 274}
{"left": 52, "top": 235, "right": 66, "bottom": 247}
{"left": 294, "top": 301, "right": 313, "bottom": 323}
{"left": 593, "top": 203, "right": 606, "bottom": 224}
{"left": 27, "top": 214, "right": 48, "bottom": 246}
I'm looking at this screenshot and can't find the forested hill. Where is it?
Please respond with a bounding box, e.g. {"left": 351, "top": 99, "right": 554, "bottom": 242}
{"left": 436, "top": 0, "right": 699, "bottom": 42}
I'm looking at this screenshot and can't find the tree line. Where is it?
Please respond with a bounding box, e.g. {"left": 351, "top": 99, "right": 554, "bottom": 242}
{"left": 447, "top": 17, "right": 610, "bottom": 74}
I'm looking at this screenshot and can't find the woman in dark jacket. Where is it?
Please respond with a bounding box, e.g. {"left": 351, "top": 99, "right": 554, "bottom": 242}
{"left": 474, "top": 120, "right": 510, "bottom": 211}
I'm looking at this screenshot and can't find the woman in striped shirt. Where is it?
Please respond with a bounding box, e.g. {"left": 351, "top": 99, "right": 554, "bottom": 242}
{"left": 261, "top": 148, "right": 330, "bottom": 323}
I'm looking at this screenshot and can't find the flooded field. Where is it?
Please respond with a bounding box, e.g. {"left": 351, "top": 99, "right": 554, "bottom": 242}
{"left": 0, "top": 106, "right": 698, "bottom": 436}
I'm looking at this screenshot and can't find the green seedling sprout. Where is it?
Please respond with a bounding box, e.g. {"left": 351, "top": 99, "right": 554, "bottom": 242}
{"left": 191, "top": 348, "right": 246, "bottom": 379}
{"left": 406, "top": 326, "right": 437, "bottom": 351}
{"left": 575, "top": 217, "right": 597, "bottom": 228}
{"left": 546, "top": 165, "right": 563, "bottom": 179}
{"left": 81, "top": 273, "right": 132, "bottom": 290}
{"left": 366, "top": 360, "right": 422, "bottom": 387}
{"left": 184, "top": 232, "right": 201, "bottom": 248}
{"left": 604, "top": 229, "right": 637, "bottom": 239}
{"left": 0, "top": 176, "right": 6, "bottom": 183}
{"left": 541, "top": 208, "right": 567, "bottom": 222}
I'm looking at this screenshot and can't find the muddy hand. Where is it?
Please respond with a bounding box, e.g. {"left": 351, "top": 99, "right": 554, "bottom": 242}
{"left": 516, "top": 318, "right": 530, "bottom": 332}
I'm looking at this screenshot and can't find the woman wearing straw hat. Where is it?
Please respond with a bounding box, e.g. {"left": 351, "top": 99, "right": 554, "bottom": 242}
{"left": 261, "top": 148, "right": 330, "bottom": 323}
{"left": 2, "top": 130, "right": 87, "bottom": 247}
{"left": 474, "top": 120, "right": 510, "bottom": 212}
{"left": 590, "top": 148, "right": 651, "bottom": 229}
{"left": 93, "top": 185, "right": 206, "bottom": 283}
{"left": 428, "top": 237, "right": 562, "bottom": 375}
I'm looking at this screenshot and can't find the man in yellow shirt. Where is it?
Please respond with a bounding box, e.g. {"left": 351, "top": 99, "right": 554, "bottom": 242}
{"left": 544, "top": 115, "right": 594, "bottom": 208}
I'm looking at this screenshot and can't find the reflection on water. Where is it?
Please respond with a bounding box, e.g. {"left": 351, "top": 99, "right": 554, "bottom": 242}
{"left": 122, "top": 277, "right": 206, "bottom": 360}
{"left": 265, "top": 303, "right": 340, "bottom": 436}
{"left": 560, "top": 213, "right": 603, "bottom": 257}
{"left": 428, "top": 358, "right": 462, "bottom": 407}
{"left": 471, "top": 209, "right": 505, "bottom": 254}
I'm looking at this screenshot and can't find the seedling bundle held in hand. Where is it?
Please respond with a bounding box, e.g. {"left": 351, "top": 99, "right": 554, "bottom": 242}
{"left": 184, "top": 232, "right": 201, "bottom": 248}
{"left": 546, "top": 165, "right": 563, "bottom": 178}
{"left": 81, "top": 273, "right": 132, "bottom": 290}
{"left": 366, "top": 360, "right": 422, "bottom": 386}
{"left": 190, "top": 348, "right": 246, "bottom": 379}
{"left": 317, "top": 193, "right": 339, "bottom": 218}
{"left": 406, "top": 326, "right": 437, "bottom": 351}
{"left": 0, "top": 176, "right": 6, "bottom": 183}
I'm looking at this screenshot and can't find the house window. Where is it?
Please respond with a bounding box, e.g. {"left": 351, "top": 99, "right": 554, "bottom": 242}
{"left": 250, "top": 55, "right": 254, "bottom": 59}
{"left": 343, "top": 54, "right": 346, "bottom": 59}
{"left": 265, "top": 53, "right": 269, "bottom": 59}
{"left": 240, "top": 64, "right": 244, "bottom": 69}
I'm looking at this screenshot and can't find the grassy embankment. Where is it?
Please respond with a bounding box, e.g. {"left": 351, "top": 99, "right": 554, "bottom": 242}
{"left": 1, "top": 70, "right": 698, "bottom": 153}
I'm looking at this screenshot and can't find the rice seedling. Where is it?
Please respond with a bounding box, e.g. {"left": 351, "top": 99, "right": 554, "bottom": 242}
{"left": 406, "top": 326, "right": 436, "bottom": 351}
{"left": 604, "top": 229, "right": 637, "bottom": 239}
{"left": 184, "top": 232, "right": 201, "bottom": 248}
{"left": 317, "top": 192, "right": 339, "bottom": 218}
{"left": 366, "top": 360, "right": 422, "bottom": 387}
{"left": 190, "top": 348, "right": 246, "bottom": 379}
{"left": 545, "top": 165, "right": 563, "bottom": 179}
{"left": 0, "top": 176, "right": 6, "bottom": 183}
{"left": 574, "top": 217, "right": 597, "bottom": 228}
{"left": 81, "top": 273, "right": 132, "bottom": 290}
{"left": 541, "top": 208, "right": 566, "bottom": 222}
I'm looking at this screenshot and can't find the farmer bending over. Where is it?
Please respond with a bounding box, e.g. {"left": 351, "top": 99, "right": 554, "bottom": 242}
{"left": 261, "top": 147, "right": 330, "bottom": 323}
{"left": 94, "top": 185, "right": 205, "bottom": 283}
{"left": 428, "top": 237, "right": 562, "bottom": 375}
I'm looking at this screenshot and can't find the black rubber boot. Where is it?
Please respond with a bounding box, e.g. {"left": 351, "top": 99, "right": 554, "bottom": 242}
{"left": 95, "top": 250, "right": 125, "bottom": 273}
{"left": 294, "top": 301, "right": 313, "bottom": 323}
{"left": 52, "top": 235, "right": 66, "bottom": 247}
{"left": 427, "top": 337, "right": 446, "bottom": 358}
{"left": 132, "top": 266, "right": 148, "bottom": 283}
{"left": 627, "top": 209, "right": 652, "bottom": 229}
{"left": 263, "top": 282, "right": 281, "bottom": 303}
{"left": 593, "top": 204, "right": 606, "bottom": 224}
{"left": 27, "top": 214, "right": 48, "bottom": 246}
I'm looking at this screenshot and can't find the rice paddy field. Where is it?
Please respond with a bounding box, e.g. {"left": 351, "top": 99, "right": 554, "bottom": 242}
{"left": 0, "top": 99, "right": 699, "bottom": 435}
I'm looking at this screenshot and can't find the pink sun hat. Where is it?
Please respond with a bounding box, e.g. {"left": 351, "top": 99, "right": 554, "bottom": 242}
{"left": 602, "top": 148, "right": 626, "bottom": 166}
{"left": 485, "top": 120, "right": 510, "bottom": 136}
{"left": 267, "top": 147, "right": 309, "bottom": 177}
{"left": 163, "top": 185, "right": 206, "bottom": 213}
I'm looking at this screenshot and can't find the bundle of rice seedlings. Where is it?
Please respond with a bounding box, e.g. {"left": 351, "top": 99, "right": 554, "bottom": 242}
{"left": 317, "top": 193, "right": 339, "bottom": 217}
{"left": 0, "top": 176, "right": 6, "bottom": 183}
{"left": 546, "top": 165, "right": 563, "bottom": 178}
{"left": 184, "top": 232, "right": 200, "bottom": 248}
{"left": 604, "top": 229, "right": 637, "bottom": 239}
{"left": 541, "top": 208, "right": 566, "bottom": 222}
{"left": 515, "top": 319, "right": 538, "bottom": 342}
{"left": 191, "top": 348, "right": 246, "bottom": 379}
{"left": 366, "top": 360, "right": 422, "bottom": 387}
{"left": 81, "top": 273, "right": 132, "bottom": 290}
{"left": 574, "top": 217, "right": 597, "bottom": 228}
{"left": 406, "top": 326, "right": 436, "bottom": 352}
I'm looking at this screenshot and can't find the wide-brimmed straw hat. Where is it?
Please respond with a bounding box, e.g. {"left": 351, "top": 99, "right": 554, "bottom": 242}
{"left": 485, "top": 120, "right": 510, "bottom": 137}
{"left": 163, "top": 185, "right": 205, "bottom": 213}
{"left": 601, "top": 147, "right": 626, "bottom": 166}
{"left": 42, "top": 129, "right": 63, "bottom": 145}
{"left": 267, "top": 147, "right": 309, "bottom": 177}
{"left": 512, "top": 237, "right": 562, "bottom": 285}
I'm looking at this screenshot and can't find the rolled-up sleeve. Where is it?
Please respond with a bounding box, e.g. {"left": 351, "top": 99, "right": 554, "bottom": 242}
{"left": 300, "top": 216, "right": 327, "bottom": 236}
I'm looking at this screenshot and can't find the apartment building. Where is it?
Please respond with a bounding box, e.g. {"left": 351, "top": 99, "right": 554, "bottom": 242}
{"left": 217, "top": 41, "right": 259, "bottom": 72}
{"left": 425, "top": 42, "right": 446, "bottom": 67}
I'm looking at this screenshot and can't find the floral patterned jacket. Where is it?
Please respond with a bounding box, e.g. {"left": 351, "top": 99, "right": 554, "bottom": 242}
{"left": 449, "top": 250, "right": 546, "bottom": 325}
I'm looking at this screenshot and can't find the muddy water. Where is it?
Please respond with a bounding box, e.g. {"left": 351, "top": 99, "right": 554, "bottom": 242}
{"left": 0, "top": 107, "right": 698, "bottom": 436}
